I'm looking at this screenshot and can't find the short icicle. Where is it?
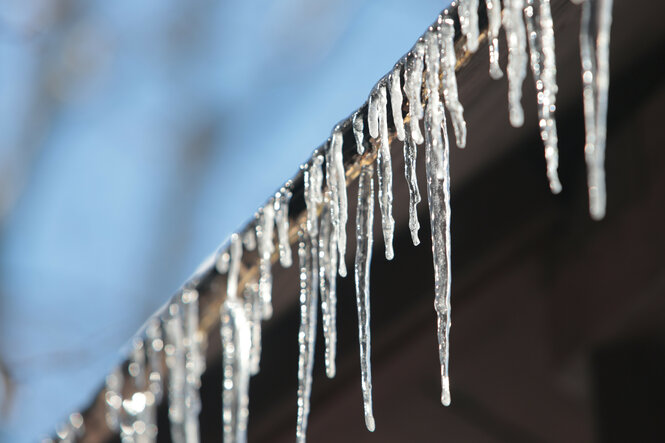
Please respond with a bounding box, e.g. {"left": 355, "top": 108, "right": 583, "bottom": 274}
{"left": 524, "top": 0, "right": 562, "bottom": 194}
{"left": 370, "top": 82, "right": 395, "bottom": 260}
{"left": 304, "top": 155, "right": 324, "bottom": 238}
{"left": 165, "top": 302, "right": 186, "bottom": 443}
{"left": 403, "top": 41, "right": 426, "bottom": 145}
{"left": 503, "top": 0, "right": 528, "bottom": 127}
{"left": 577, "top": 0, "right": 613, "bottom": 220}
{"left": 458, "top": 0, "right": 480, "bottom": 53}
{"left": 404, "top": 129, "right": 421, "bottom": 246}
{"left": 221, "top": 234, "right": 252, "bottom": 443}
{"left": 296, "top": 231, "right": 319, "bottom": 443}
{"left": 319, "top": 202, "right": 338, "bottom": 379}
{"left": 244, "top": 281, "right": 262, "bottom": 375}
{"left": 353, "top": 111, "right": 365, "bottom": 155}
{"left": 425, "top": 96, "right": 453, "bottom": 408}
{"left": 485, "top": 0, "right": 504, "bottom": 79}
{"left": 389, "top": 63, "right": 406, "bottom": 141}
{"left": 274, "top": 189, "right": 293, "bottom": 267}
{"left": 354, "top": 163, "right": 376, "bottom": 432}
{"left": 182, "top": 289, "right": 204, "bottom": 443}
{"left": 438, "top": 16, "right": 467, "bottom": 149}
{"left": 329, "top": 128, "right": 348, "bottom": 277}
{"left": 256, "top": 202, "right": 275, "bottom": 319}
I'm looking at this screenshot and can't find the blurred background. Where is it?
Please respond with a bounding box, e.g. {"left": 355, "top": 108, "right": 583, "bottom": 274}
{"left": 0, "top": 0, "right": 448, "bottom": 440}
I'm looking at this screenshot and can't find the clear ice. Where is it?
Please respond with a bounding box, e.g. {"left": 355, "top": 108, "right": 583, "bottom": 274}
{"left": 296, "top": 232, "right": 319, "bottom": 443}
{"left": 404, "top": 130, "right": 421, "bottom": 246}
{"left": 329, "top": 128, "right": 348, "bottom": 277}
{"left": 485, "top": 0, "right": 504, "bottom": 79}
{"left": 424, "top": 29, "right": 446, "bottom": 180}
{"left": 438, "top": 16, "right": 467, "bottom": 149}
{"left": 275, "top": 189, "right": 294, "bottom": 267}
{"left": 458, "top": 0, "right": 480, "bottom": 53}
{"left": 257, "top": 203, "right": 275, "bottom": 319}
{"left": 425, "top": 99, "right": 453, "bottom": 407}
{"left": 525, "top": 0, "right": 562, "bottom": 193}
{"left": 403, "top": 41, "right": 426, "bottom": 145}
{"left": 372, "top": 83, "right": 395, "bottom": 260}
{"left": 319, "top": 203, "right": 338, "bottom": 379}
{"left": 503, "top": 0, "right": 528, "bottom": 127}
{"left": 389, "top": 64, "right": 406, "bottom": 142}
{"left": 182, "top": 289, "right": 204, "bottom": 443}
{"left": 354, "top": 163, "right": 376, "bottom": 432}
{"left": 353, "top": 111, "right": 366, "bottom": 155}
{"left": 165, "top": 303, "right": 187, "bottom": 442}
{"left": 244, "top": 281, "right": 263, "bottom": 375}
{"left": 578, "top": 0, "right": 613, "bottom": 220}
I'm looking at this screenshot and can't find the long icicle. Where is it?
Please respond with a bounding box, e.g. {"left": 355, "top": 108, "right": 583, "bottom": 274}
{"left": 425, "top": 29, "right": 445, "bottom": 181}
{"left": 458, "top": 0, "right": 480, "bottom": 53}
{"left": 372, "top": 82, "right": 395, "bottom": 260}
{"left": 503, "top": 0, "right": 528, "bottom": 127}
{"left": 425, "top": 101, "right": 453, "bottom": 408}
{"left": 221, "top": 233, "right": 251, "bottom": 443}
{"left": 274, "top": 188, "right": 293, "bottom": 268}
{"left": 256, "top": 202, "right": 275, "bottom": 319}
{"left": 525, "top": 0, "right": 562, "bottom": 194}
{"left": 485, "top": 0, "right": 504, "bottom": 79}
{"left": 319, "top": 202, "right": 337, "bottom": 378}
{"left": 355, "top": 163, "right": 376, "bottom": 432}
{"left": 389, "top": 63, "right": 406, "bottom": 142}
{"left": 296, "top": 231, "right": 318, "bottom": 443}
{"left": 403, "top": 41, "right": 426, "bottom": 145}
{"left": 438, "top": 16, "right": 467, "bottom": 149}
{"left": 330, "top": 128, "right": 348, "bottom": 277}
{"left": 578, "top": 0, "right": 613, "bottom": 220}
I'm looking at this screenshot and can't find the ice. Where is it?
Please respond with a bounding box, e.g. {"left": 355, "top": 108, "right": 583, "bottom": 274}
{"left": 318, "top": 203, "right": 338, "bottom": 379}
{"left": 503, "top": 0, "right": 528, "bottom": 127}
{"left": 105, "top": 366, "right": 124, "bottom": 432}
{"left": 404, "top": 129, "right": 421, "bottom": 246}
{"left": 243, "top": 229, "right": 257, "bottom": 252}
{"left": 145, "top": 318, "right": 164, "bottom": 404}
{"left": 182, "top": 289, "right": 204, "bottom": 443}
{"left": 329, "top": 128, "right": 348, "bottom": 277}
{"left": 304, "top": 155, "right": 324, "bottom": 238}
{"left": 220, "top": 297, "right": 252, "bottom": 443}
{"left": 165, "top": 303, "right": 186, "bottom": 442}
{"left": 438, "top": 16, "right": 467, "bottom": 149}
{"left": 296, "top": 231, "right": 319, "bottom": 443}
{"left": 256, "top": 202, "right": 275, "bottom": 319}
{"left": 578, "top": 0, "right": 613, "bottom": 220}
{"left": 372, "top": 83, "right": 395, "bottom": 260}
{"left": 353, "top": 111, "right": 366, "bottom": 155}
{"left": 458, "top": 0, "right": 480, "bottom": 53}
{"left": 227, "top": 234, "right": 243, "bottom": 302}
{"left": 55, "top": 413, "right": 85, "bottom": 443}
{"left": 424, "top": 29, "right": 446, "bottom": 180}
{"left": 485, "top": 0, "right": 504, "bottom": 79}
{"left": 354, "top": 163, "right": 376, "bottom": 432}
{"left": 525, "top": 0, "right": 562, "bottom": 194}
{"left": 244, "top": 281, "right": 263, "bottom": 375}
{"left": 274, "top": 188, "right": 294, "bottom": 267}
{"left": 424, "top": 101, "right": 453, "bottom": 407}
{"left": 403, "top": 41, "right": 426, "bottom": 145}
{"left": 389, "top": 64, "right": 406, "bottom": 141}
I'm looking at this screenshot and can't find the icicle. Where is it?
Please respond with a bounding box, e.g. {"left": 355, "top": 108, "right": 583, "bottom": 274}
{"left": 256, "top": 203, "right": 275, "bottom": 319}
{"left": 220, "top": 296, "right": 252, "bottom": 443}
{"left": 404, "top": 130, "right": 421, "bottom": 246}
{"left": 524, "top": 0, "right": 562, "bottom": 194}
{"left": 438, "top": 16, "right": 467, "bottom": 149}
{"left": 145, "top": 318, "right": 164, "bottom": 441}
{"left": 353, "top": 111, "right": 365, "bottom": 155}
{"left": 165, "top": 303, "right": 186, "bottom": 443}
{"left": 458, "top": 0, "right": 480, "bottom": 53}
{"left": 424, "top": 29, "right": 446, "bottom": 181}
{"left": 503, "top": 0, "right": 528, "bottom": 127}
{"left": 578, "top": 0, "right": 613, "bottom": 220}
{"left": 485, "top": 0, "right": 504, "bottom": 79}
{"left": 369, "top": 83, "right": 395, "bottom": 260}
{"left": 105, "top": 366, "right": 124, "bottom": 433}
{"left": 243, "top": 282, "right": 263, "bottom": 375}
{"left": 182, "top": 289, "right": 204, "bottom": 443}
{"left": 354, "top": 163, "right": 376, "bottom": 432}
{"left": 274, "top": 189, "right": 293, "bottom": 267}
{"left": 215, "top": 251, "right": 230, "bottom": 274}
{"left": 318, "top": 202, "right": 337, "bottom": 378}
{"left": 296, "top": 231, "right": 318, "bottom": 443}
{"left": 425, "top": 99, "right": 453, "bottom": 408}
{"left": 389, "top": 64, "right": 406, "bottom": 141}
{"left": 124, "top": 340, "right": 153, "bottom": 443}
{"left": 242, "top": 228, "right": 257, "bottom": 252}
{"left": 403, "top": 41, "right": 426, "bottom": 145}
{"left": 328, "top": 128, "right": 348, "bottom": 277}
{"left": 227, "top": 233, "right": 242, "bottom": 301}
{"left": 304, "top": 155, "right": 324, "bottom": 238}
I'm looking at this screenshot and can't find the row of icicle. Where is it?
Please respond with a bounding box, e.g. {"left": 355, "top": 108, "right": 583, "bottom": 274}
{"left": 48, "top": 0, "right": 614, "bottom": 441}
